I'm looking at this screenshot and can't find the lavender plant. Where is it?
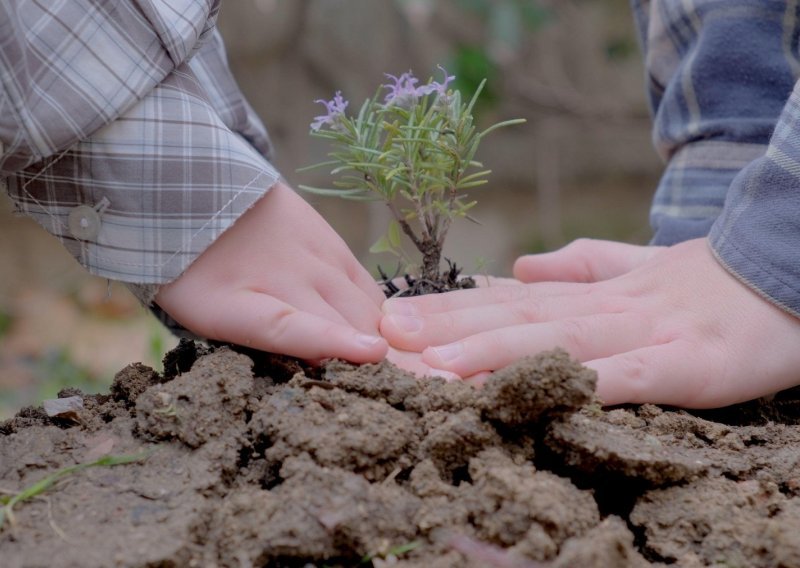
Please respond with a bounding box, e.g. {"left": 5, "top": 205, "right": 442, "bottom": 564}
{"left": 300, "top": 68, "right": 524, "bottom": 295}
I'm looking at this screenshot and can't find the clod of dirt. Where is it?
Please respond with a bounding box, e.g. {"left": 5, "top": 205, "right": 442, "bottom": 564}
{"left": 419, "top": 408, "right": 501, "bottom": 477}
{"left": 251, "top": 375, "right": 418, "bottom": 481}
{"left": 479, "top": 349, "right": 596, "bottom": 426}
{"left": 160, "top": 337, "right": 211, "bottom": 380}
{"left": 325, "top": 359, "right": 422, "bottom": 407}
{"left": 136, "top": 348, "right": 254, "bottom": 449}
{"left": 545, "top": 413, "right": 711, "bottom": 486}
{"left": 211, "top": 455, "right": 423, "bottom": 565}
{"left": 0, "top": 405, "right": 51, "bottom": 435}
{"left": 110, "top": 362, "right": 162, "bottom": 407}
{"left": 551, "top": 516, "right": 652, "bottom": 568}
{"left": 464, "top": 448, "right": 600, "bottom": 559}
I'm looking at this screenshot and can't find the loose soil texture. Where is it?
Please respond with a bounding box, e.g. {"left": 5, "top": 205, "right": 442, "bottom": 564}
{"left": 3, "top": 341, "right": 800, "bottom": 567}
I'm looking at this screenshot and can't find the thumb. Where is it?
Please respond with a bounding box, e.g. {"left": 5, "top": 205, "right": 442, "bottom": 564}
{"left": 513, "top": 238, "right": 663, "bottom": 283}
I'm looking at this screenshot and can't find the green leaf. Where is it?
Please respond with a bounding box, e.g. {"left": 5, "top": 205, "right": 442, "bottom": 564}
{"left": 298, "top": 185, "right": 370, "bottom": 197}
{"left": 478, "top": 117, "right": 527, "bottom": 138}
{"left": 369, "top": 225, "right": 401, "bottom": 256}
{"left": 455, "top": 179, "right": 489, "bottom": 189}
{"left": 457, "top": 169, "right": 492, "bottom": 185}
{"left": 295, "top": 160, "right": 341, "bottom": 173}
{"left": 387, "top": 220, "right": 402, "bottom": 249}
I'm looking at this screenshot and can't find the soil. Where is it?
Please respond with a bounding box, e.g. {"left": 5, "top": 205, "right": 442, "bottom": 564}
{"left": 3, "top": 342, "right": 800, "bottom": 567}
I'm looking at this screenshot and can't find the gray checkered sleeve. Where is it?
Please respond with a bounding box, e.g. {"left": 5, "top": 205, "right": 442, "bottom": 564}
{"left": 0, "top": 1, "right": 280, "bottom": 286}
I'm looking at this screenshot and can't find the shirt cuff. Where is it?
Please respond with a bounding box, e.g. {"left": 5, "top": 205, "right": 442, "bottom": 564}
{"left": 650, "top": 141, "right": 766, "bottom": 246}
{"left": 709, "top": 85, "right": 800, "bottom": 319}
{"left": 4, "top": 62, "right": 280, "bottom": 285}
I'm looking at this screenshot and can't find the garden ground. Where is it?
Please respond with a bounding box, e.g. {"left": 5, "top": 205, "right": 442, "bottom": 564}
{"left": 3, "top": 342, "right": 800, "bottom": 567}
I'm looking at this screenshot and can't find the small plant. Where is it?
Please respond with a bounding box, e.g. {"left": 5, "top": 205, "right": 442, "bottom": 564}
{"left": 300, "top": 67, "right": 524, "bottom": 295}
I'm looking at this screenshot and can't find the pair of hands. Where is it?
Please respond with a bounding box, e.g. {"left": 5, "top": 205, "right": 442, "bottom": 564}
{"left": 157, "top": 184, "right": 800, "bottom": 409}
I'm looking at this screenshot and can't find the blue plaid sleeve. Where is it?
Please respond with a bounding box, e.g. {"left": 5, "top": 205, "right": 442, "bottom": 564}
{"left": 631, "top": 0, "right": 800, "bottom": 245}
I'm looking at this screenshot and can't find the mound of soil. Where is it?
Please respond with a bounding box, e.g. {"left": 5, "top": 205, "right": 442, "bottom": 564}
{"left": 3, "top": 342, "right": 800, "bottom": 567}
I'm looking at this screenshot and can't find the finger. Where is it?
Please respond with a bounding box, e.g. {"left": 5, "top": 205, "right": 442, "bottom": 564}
{"left": 383, "top": 280, "right": 592, "bottom": 317}
{"left": 513, "top": 239, "right": 662, "bottom": 283}
{"left": 318, "top": 270, "right": 385, "bottom": 334}
{"left": 586, "top": 340, "right": 722, "bottom": 408}
{"left": 191, "top": 291, "right": 388, "bottom": 363}
{"left": 381, "top": 292, "right": 626, "bottom": 352}
{"left": 421, "top": 313, "right": 649, "bottom": 377}
{"left": 386, "top": 347, "right": 460, "bottom": 382}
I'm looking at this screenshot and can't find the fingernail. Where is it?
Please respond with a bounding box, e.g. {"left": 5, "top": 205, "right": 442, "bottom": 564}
{"left": 383, "top": 300, "right": 418, "bottom": 316}
{"left": 386, "top": 314, "right": 423, "bottom": 333}
{"left": 356, "top": 334, "right": 383, "bottom": 348}
{"left": 429, "top": 342, "right": 463, "bottom": 363}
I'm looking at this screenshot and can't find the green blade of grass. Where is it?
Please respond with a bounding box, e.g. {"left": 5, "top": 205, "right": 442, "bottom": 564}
{"left": 0, "top": 449, "right": 153, "bottom": 530}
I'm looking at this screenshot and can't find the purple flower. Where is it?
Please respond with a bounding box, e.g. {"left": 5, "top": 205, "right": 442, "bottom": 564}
{"left": 418, "top": 65, "right": 456, "bottom": 98}
{"left": 383, "top": 71, "right": 422, "bottom": 107}
{"left": 311, "top": 91, "right": 349, "bottom": 132}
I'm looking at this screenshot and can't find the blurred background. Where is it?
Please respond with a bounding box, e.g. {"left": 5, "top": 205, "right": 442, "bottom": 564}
{"left": 0, "top": 0, "right": 663, "bottom": 418}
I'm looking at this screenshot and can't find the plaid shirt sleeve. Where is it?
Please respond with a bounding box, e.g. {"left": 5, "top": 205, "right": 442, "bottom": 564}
{"left": 0, "top": 1, "right": 280, "bottom": 286}
{"left": 633, "top": 0, "right": 800, "bottom": 317}
{"left": 632, "top": 0, "right": 799, "bottom": 245}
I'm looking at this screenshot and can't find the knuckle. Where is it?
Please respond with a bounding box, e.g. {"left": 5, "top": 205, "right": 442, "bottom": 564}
{"left": 558, "top": 317, "right": 593, "bottom": 356}
{"left": 616, "top": 352, "right": 650, "bottom": 399}
{"left": 260, "top": 305, "right": 297, "bottom": 346}
{"left": 564, "top": 238, "right": 597, "bottom": 259}
{"left": 503, "top": 283, "right": 535, "bottom": 303}
{"left": 595, "top": 294, "right": 630, "bottom": 314}
{"left": 482, "top": 333, "right": 513, "bottom": 368}
{"left": 510, "top": 300, "right": 541, "bottom": 324}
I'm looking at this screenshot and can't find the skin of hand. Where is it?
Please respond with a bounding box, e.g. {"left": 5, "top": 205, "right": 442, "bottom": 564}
{"left": 155, "top": 181, "right": 390, "bottom": 363}
{"left": 381, "top": 237, "right": 800, "bottom": 408}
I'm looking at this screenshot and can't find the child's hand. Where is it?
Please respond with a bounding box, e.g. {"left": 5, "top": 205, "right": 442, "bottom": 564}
{"left": 156, "top": 182, "right": 388, "bottom": 363}
{"left": 381, "top": 238, "right": 800, "bottom": 408}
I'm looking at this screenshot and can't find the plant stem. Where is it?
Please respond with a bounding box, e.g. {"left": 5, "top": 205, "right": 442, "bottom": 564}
{"left": 386, "top": 201, "right": 423, "bottom": 250}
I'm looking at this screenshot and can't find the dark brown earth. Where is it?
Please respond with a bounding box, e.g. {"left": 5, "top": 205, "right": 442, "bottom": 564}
{"left": 3, "top": 341, "right": 800, "bottom": 567}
